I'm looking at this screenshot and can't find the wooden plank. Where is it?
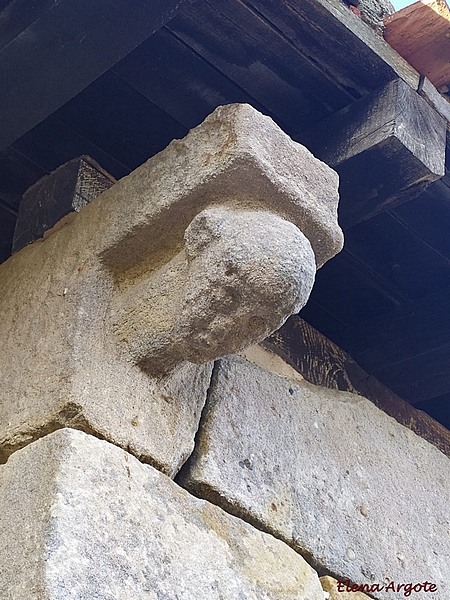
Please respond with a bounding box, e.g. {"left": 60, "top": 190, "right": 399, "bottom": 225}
{"left": 391, "top": 180, "right": 450, "bottom": 261}
{"left": 263, "top": 315, "right": 450, "bottom": 456}
{"left": 374, "top": 342, "right": 450, "bottom": 403}
{"left": 0, "top": 0, "right": 193, "bottom": 151}
{"left": 0, "top": 0, "right": 54, "bottom": 50}
{"left": 305, "top": 248, "right": 405, "bottom": 328}
{"left": 0, "top": 208, "right": 15, "bottom": 264}
{"left": 384, "top": 0, "right": 450, "bottom": 88}
{"left": 167, "top": 0, "right": 353, "bottom": 134}
{"left": 298, "top": 78, "right": 446, "bottom": 228}
{"left": 415, "top": 393, "right": 450, "bottom": 431}
{"left": 242, "top": 0, "right": 420, "bottom": 97}
{"left": 12, "top": 156, "right": 115, "bottom": 254}
{"left": 0, "top": 146, "right": 48, "bottom": 209}
{"left": 418, "top": 76, "right": 450, "bottom": 123}
{"left": 343, "top": 284, "right": 450, "bottom": 372}
{"left": 12, "top": 115, "right": 131, "bottom": 180}
{"left": 263, "top": 316, "right": 369, "bottom": 392}
{"left": 112, "top": 27, "right": 264, "bottom": 130}
{"left": 344, "top": 212, "right": 450, "bottom": 301}
{"left": 53, "top": 72, "right": 188, "bottom": 171}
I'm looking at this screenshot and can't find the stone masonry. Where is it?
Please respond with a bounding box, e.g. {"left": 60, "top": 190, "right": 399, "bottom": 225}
{"left": 4, "top": 102, "right": 446, "bottom": 600}
{"left": 179, "top": 356, "right": 450, "bottom": 600}
{"left": 0, "top": 104, "right": 342, "bottom": 475}
{"left": 0, "top": 428, "right": 326, "bottom": 600}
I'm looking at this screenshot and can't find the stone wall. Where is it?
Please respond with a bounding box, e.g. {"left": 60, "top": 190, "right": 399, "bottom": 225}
{"left": 1, "top": 105, "right": 448, "bottom": 599}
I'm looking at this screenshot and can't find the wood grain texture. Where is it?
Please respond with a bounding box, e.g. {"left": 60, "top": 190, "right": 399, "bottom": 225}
{"left": 419, "top": 76, "right": 450, "bottom": 123}
{"left": 112, "top": 28, "right": 262, "bottom": 130}
{"left": 263, "top": 315, "right": 450, "bottom": 457}
{"left": 298, "top": 79, "right": 446, "bottom": 228}
{"left": 245, "top": 0, "right": 420, "bottom": 95}
{"left": 0, "top": 0, "right": 193, "bottom": 151}
{"left": 12, "top": 156, "right": 115, "bottom": 253}
{"left": 167, "top": 0, "right": 353, "bottom": 133}
{"left": 385, "top": 0, "right": 450, "bottom": 88}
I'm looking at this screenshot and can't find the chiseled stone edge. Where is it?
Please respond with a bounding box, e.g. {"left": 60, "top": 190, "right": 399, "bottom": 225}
{"left": 178, "top": 356, "right": 449, "bottom": 600}
{"left": 0, "top": 428, "right": 326, "bottom": 600}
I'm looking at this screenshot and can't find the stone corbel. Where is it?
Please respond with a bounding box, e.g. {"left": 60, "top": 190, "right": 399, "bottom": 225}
{"left": 0, "top": 103, "right": 343, "bottom": 472}
{"left": 101, "top": 104, "right": 343, "bottom": 375}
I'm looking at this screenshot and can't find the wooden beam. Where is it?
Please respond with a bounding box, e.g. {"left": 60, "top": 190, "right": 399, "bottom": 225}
{"left": 263, "top": 315, "right": 450, "bottom": 457}
{"left": 0, "top": 0, "right": 193, "bottom": 151}
{"left": 112, "top": 27, "right": 266, "bottom": 130}
{"left": 241, "top": 0, "right": 420, "bottom": 95}
{"left": 342, "top": 284, "right": 450, "bottom": 373}
{"left": 167, "top": 0, "right": 353, "bottom": 134}
{"left": 298, "top": 78, "right": 446, "bottom": 228}
{"left": 418, "top": 76, "right": 450, "bottom": 123}
{"left": 374, "top": 342, "right": 450, "bottom": 404}
{"left": 12, "top": 156, "right": 115, "bottom": 254}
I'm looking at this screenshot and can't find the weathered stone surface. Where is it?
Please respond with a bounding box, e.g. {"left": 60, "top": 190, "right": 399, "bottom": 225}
{"left": 176, "top": 208, "right": 316, "bottom": 364}
{"left": 0, "top": 428, "right": 325, "bottom": 600}
{"left": 358, "top": 0, "right": 394, "bottom": 35}
{"left": 0, "top": 103, "right": 341, "bottom": 466}
{"left": 113, "top": 208, "right": 315, "bottom": 373}
{"left": 98, "top": 103, "right": 342, "bottom": 271}
{"left": 179, "top": 356, "right": 450, "bottom": 600}
{"left": 321, "top": 576, "right": 371, "bottom": 599}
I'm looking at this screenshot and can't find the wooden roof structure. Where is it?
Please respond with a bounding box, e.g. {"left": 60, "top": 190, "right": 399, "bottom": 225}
{"left": 1, "top": 0, "right": 450, "bottom": 431}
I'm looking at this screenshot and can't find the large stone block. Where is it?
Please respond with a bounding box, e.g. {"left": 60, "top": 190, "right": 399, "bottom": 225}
{"left": 179, "top": 356, "right": 450, "bottom": 600}
{"left": 0, "top": 428, "right": 325, "bottom": 600}
{"left": 0, "top": 104, "right": 342, "bottom": 471}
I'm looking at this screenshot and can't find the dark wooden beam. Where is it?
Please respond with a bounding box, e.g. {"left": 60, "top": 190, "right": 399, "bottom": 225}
{"left": 239, "top": 0, "right": 420, "bottom": 95}
{"left": 374, "top": 343, "right": 450, "bottom": 404}
{"left": 418, "top": 76, "right": 450, "bottom": 123}
{"left": 298, "top": 79, "right": 446, "bottom": 228}
{"left": 167, "top": 0, "right": 354, "bottom": 134}
{"left": 0, "top": 207, "right": 15, "bottom": 264}
{"left": 112, "top": 27, "right": 264, "bottom": 130}
{"left": 263, "top": 315, "right": 450, "bottom": 456}
{"left": 342, "top": 284, "right": 450, "bottom": 372}
{"left": 12, "top": 156, "right": 115, "bottom": 254}
{"left": 0, "top": 0, "right": 193, "bottom": 151}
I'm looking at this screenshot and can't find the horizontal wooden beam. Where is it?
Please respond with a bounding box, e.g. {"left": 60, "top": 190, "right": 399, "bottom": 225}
{"left": 243, "top": 0, "right": 420, "bottom": 95}
{"left": 344, "top": 284, "right": 450, "bottom": 370}
{"left": 0, "top": 0, "right": 193, "bottom": 151}
{"left": 418, "top": 76, "right": 450, "bottom": 123}
{"left": 12, "top": 156, "right": 115, "bottom": 254}
{"left": 298, "top": 78, "right": 446, "bottom": 228}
